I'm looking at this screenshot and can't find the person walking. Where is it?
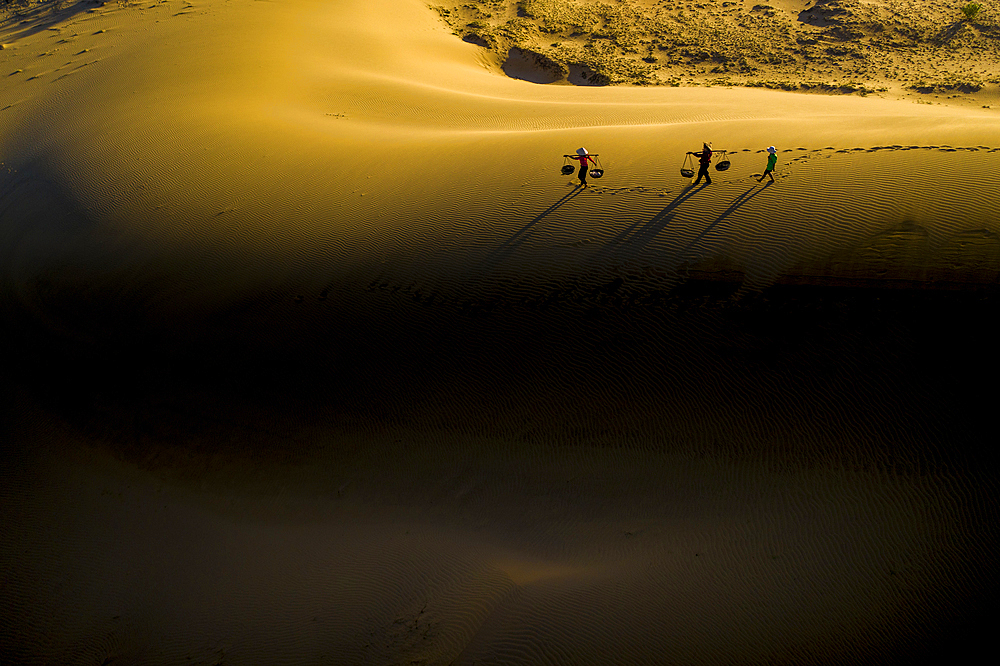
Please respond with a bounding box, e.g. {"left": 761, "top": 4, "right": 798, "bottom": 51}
{"left": 688, "top": 142, "right": 714, "bottom": 186}
{"left": 569, "top": 147, "right": 596, "bottom": 188}
{"left": 758, "top": 146, "right": 777, "bottom": 183}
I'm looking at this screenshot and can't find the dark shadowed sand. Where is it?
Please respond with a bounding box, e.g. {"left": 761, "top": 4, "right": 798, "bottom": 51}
{"left": 2, "top": 1, "right": 999, "bottom": 664}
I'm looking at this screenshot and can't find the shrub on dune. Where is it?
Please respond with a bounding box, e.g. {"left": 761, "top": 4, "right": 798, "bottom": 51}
{"left": 961, "top": 3, "right": 981, "bottom": 20}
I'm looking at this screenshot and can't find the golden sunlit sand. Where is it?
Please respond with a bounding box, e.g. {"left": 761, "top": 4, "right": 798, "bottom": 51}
{"left": 1, "top": 0, "right": 999, "bottom": 664}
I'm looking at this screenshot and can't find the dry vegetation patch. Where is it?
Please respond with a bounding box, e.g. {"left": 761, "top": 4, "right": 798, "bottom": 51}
{"left": 432, "top": 0, "right": 1000, "bottom": 97}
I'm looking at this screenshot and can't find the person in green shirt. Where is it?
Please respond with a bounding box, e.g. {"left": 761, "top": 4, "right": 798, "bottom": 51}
{"left": 758, "top": 146, "right": 777, "bottom": 183}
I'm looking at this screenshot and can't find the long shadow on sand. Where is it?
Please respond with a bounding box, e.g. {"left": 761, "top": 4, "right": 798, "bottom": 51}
{"left": 593, "top": 183, "right": 708, "bottom": 264}
{"left": 479, "top": 186, "right": 583, "bottom": 269}
{"left": 679, "top": 183, "right": 769, "bottom": 259}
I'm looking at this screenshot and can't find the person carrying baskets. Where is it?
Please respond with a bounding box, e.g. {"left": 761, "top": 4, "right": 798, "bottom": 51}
{"left": 687, "top": 142, "right": 716, "bottom": 186}
{"left": 568, "top": 147, "right": 597, "bottom": 188}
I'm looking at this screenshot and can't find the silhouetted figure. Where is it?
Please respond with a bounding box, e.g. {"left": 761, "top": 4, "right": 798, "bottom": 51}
{"left": 688, "top": 142, "right": 714, "bottom": 186}
{"left": 758, "top": 146, "right": 777, "bottom": 183}
{"left": 570, "top": 147, "right": 596, "bottom": 188}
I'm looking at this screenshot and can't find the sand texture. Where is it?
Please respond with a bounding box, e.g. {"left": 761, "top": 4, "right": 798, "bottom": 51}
{"left": 1, "top": 1, "right": 999, "bottom": 664}
{"left": 437, "top": 0, "right": 1000, "bottom": 102}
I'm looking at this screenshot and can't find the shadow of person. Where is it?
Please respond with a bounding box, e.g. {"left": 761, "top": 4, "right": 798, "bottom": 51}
{"left": 593, "top": 183, "right": 707, "bottom": 264}
{"left": 479, "top": 186, "right": 583, "bottom": 269}
{"left": 679, "top": 185, "right": 768, "bottom": 258}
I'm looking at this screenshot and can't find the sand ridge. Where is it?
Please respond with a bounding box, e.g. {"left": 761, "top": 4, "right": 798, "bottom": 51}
{"left": 434, "top": 0, "right": 1000, "bottom": 103}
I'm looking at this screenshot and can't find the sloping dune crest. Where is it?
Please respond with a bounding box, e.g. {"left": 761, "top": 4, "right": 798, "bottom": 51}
{"left": 1, "top": 1, "right": 999, "bottom": 665}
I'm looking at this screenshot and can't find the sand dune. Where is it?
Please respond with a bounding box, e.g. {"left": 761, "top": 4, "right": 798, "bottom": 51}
{"left": 435, "top": 0, "right": 1000, "bottom": 99}
{"left": 2, "top": 1, "right": 999, "bottom": 664}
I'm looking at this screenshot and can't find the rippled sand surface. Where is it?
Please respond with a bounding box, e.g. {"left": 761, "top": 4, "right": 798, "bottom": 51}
{"left": 2, "top": 1, "right": 999, "bottom": 664}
